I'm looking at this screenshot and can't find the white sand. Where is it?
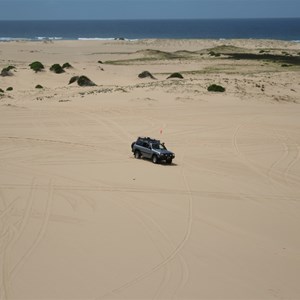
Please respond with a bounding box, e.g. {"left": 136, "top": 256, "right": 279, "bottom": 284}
{"left": 0, "top": 39, "right": 300, "bottom": 300}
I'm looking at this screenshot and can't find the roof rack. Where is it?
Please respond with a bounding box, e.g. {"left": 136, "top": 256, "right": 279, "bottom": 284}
{"left": 137, "top": 137, "right": 161, "bottom": 144}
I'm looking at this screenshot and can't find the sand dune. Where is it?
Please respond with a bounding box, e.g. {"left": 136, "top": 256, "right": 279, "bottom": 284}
{"left": 0, "top": 39, "right": 300, "bottom": 300}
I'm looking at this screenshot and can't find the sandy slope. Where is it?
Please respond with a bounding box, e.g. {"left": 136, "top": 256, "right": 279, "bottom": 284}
{"left": 0, "top": 39, "right": 300, "bottom": 300}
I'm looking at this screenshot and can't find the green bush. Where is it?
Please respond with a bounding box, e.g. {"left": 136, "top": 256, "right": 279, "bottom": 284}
{"left": 167, "top": 72, "right": 184, "bottom": 79}
{"left": 69, "top": 76, "right": 79, "bottom": 85}
{"left": 6, "top": 65, "right": 16, "bottom": 71}
{"left": 62, "top": 62, "right": 72, "bottom": 69}
{"left": 207, "top": 84, "right": 226, "bottom": 92}
{"left": 1, "top": 65, "right": 15, "bottom": 76}
{"left": 50, "top": 64, "right": 65, "bottom": 74}
{"left": 6, "top": 87, "right": 13, "bottom": 91}
{"left": 29, "top": 61, "right": 44, "bottom": 72}
{"left": 209, "top": 51, "right": 221, "bottom": 57}
{"left": 35, "top": 84, "right": 43, "bottom": 89}
{"left": 77, "top": 75, "right": 96, "bottom": 86}
{"left": 1, "top": 69, "right": 11, "bottom": 77}
{"left": 68, "top": 75, "right": 96, "bottom": 86}
{"left": 138, "top": 71, "right": 156, "bottom": 79}
{"left": 0, "top": 88, "right": 4, "bottom": 93}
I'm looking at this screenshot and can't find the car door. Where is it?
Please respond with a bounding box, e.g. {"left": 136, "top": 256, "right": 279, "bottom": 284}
{"left": 141, "top": 142, "right": 152, "bottom": 158}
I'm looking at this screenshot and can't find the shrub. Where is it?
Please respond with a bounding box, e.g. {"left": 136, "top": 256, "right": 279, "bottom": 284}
{"left": 6, "top": 87, "right": 13, "bottom": 91}
{"left": 1, "top": 66, "right": 15, "bottom": 76}
{"left": 50, "top": 64, "right": 65, "bottom": 74}
{"left": 68, "top": 75, "right": 96, "bottom": 86}
{"left": 209, "top": 51, "right": 220, "bottom": 57}
{"left": 69, "top": 76, "right": 79, "bottom": 85}
{"left": 207, "top": 84, "right": 226, "bottom": 92}
{"left": 0, "top": 88, "right": 4, "bottom": 93}
{"left": 1, "top": 69, "right": 11, "bottom": 77}
{"left": 62, "top": 62, "right": 72, "bottom": 69}
{"left": 77, "top": 75, "right": 96, "bottom": 86}
{"left": 138, "top": 71, "right": 156, "bottom": 79}
{"left": 167, "top": 72, "right": 184, "bottom": 79}
{"left": 29, "top": 61, "right": 44, "bottom": 72}
{"left": 6, "top": 65, "right": 16, "bottom": 71}
{"left": 35, "top": 84, "right": 43, "bottom": 89}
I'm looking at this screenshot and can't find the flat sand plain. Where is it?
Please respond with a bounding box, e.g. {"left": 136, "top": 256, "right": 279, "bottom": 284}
{"left": 0, "top": 39, "right": 300, "bottom": 300}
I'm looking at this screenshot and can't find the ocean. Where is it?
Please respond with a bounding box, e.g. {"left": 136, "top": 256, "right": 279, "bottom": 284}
{"left": 0, "top": 18, "right": 299, "bottom": 41}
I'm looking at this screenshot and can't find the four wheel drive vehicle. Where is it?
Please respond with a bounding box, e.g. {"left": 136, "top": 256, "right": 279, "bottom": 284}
{"left": 131, "top": 137, "right": 175, "bottom": 164}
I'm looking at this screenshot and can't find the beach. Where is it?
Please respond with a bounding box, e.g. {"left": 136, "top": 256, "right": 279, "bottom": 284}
{"left": 1, "top": 39, "right": 300, "bottom": 299}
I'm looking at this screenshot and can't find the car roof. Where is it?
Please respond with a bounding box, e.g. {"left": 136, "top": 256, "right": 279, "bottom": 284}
{"left": 137, "top": 137, "right": 160, "bottom": 144}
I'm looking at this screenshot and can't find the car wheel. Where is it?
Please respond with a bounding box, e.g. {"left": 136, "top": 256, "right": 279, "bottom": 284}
{"left": 152, "top": 155, "right": 158, "bottom": 164}
{"left": 134, "top": 150, "right": 141, "bottom": 159}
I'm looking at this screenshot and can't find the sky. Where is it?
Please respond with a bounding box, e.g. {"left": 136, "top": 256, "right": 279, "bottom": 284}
{"left": 0, "top": 0, "right": 300, "bottom": 20}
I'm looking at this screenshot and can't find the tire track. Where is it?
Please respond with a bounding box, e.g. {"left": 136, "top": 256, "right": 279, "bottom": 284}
{"left": 0, "top": 136, "right": 96, "bottom": 150}
{"left": 0, "top": 136, "right": 100, "bottom": 167}
{"left": 283, "top": 132, "right": 300, "bottom": 186}
{"left": 0, "top": 183, "right": 299, "bottom": 203}
{"left": 0, "top": 228, "right": 12, "bottom": 300}
{"left": 172, "top": 252, "right": 190, "bottom": 300}
{"left": 10, "top": 180, "right": 54, "bottom": 280}
{"left": 169, "top": 124, "right": 234, "bottom": 140}
{"left": 54, "top": 189, "right": 97, "bottom": 212}
{"left": 232, "top": 120, "right": 300, "bottom": 219}
{"left": 268, "top": 131, "right": 300, "bottom": 187}
{"left": 0, "top": 197, "right": 19, "bottom": 220}
{"left": 8, "top": 179, "right": 36, "bottom": 249}
{"left": 257, "top": 130, "right": 300, "bottom": 187}
{"left": 0, "top": 179, "right": 36, "bottom": 300}
{"left": 80, "top": 111, "right": 132, "bottom": 146}
{"left": 232, "top": 117, "right": 294, "bottom": 192}
{"left": 267, "top": 130, "right": 290, "bottom": 185}
{"left": 108, "top": 194, "right": 173, "bottom": 299}
{"left": 101, "top": 154, "right": 192, "bottom": 299}
{"left": 121, "top": 194, "right": 189, "bottom": 300}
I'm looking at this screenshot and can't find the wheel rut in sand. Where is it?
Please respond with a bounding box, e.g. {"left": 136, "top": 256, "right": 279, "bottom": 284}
{"left": 101, "top": 152, "right": 193, "bottom": 299}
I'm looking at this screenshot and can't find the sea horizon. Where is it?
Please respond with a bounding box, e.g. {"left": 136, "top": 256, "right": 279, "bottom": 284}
{"left": 1, "top": 18, "right": 300, "bottom": 41}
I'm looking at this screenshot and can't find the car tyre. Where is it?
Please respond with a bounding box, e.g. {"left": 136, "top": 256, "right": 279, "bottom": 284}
{"left": 152, "top": 155, "right": 158, "bottom": 164}
{"left": 134, "top": 150, "right": 141, "bottom": 159}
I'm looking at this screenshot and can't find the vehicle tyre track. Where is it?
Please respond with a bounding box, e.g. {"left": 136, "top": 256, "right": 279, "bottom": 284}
{"left": 1, "top": 179, "right": 36, "bottom": 300}
{"left": 101, "top": 153, "right": 192, "bottom": 299}
{"left": 267, "top": 130, "right": 289, "bottom": 185}
{"left": 283, "top": 132, "right": 300, "bottom": 186}
{"left": 10, "top": 180, "right": 54, "bottom": 280}
{"left": 232, "top": 117, "right": 293, "bottom": 192}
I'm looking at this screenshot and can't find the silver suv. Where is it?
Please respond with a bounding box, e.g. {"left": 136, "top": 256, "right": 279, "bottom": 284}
{"left": 131, "top": 137, "right": 175, "bottom": 164}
